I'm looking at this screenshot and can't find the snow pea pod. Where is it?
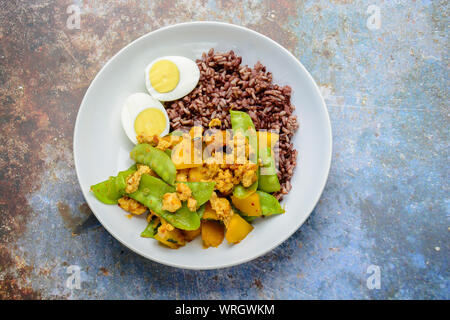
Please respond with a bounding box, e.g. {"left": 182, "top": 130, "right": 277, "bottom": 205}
{"left": 141, "top": 215, "right": 161, "bottom": 238}
{"left": 164, "top": 203, "right": 201, "bottom": 231}
{"left": 231, "top": 203, "right": 257, "bottom": 223}
{"left": 230, "top": 110, "right": 255, "bottom": 132}
{"left": 180, "top": 181, "right": 216, "bottom": 207}
{"left": 240, "top": 214, "right": 257, "bottom": 223}
{"left": 258, "top": 147, "right": 281, "bottom": 193}
{"left": 233, "top": 169, "right": 259, "bottom": 199}
{"left": 90, "top": 165, "right": 137, "bottom": 204}
{"left": 230, "top": 110, "right": 257, "bottom": 163}
{"left": 129, "top": 174, "right": 200, "bottom": 230}
{"left": 230, "top": 110, "right": 259, "bottom": 198}
{"left": 256, "top": 191, "right": 284, "bottom": 216}
{"left": 196, "top": 204, "right": 206, "bottom": 219}
{"left": 129, "top": 174, "right": 174, "bottom": 212}
{"left": 130, "top": 143, "right": 176, "bottom": 185}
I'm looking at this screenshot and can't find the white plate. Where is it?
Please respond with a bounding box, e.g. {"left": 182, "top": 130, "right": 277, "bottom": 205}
{"left": 74, "top": 22, "right": 332, "bottom": 270}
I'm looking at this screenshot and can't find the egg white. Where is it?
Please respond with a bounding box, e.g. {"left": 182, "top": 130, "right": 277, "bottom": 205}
{"left": 121, "top": 92, "right": 170, "bottom": 144}
{"left": 145, "top": 56, "right": 200, "bottom": 101}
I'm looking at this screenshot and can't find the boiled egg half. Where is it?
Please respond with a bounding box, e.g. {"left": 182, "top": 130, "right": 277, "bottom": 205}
{"left": 121, "top": 92, "right": 169, "bottom": 144}
{"left": 145, "top": 56, "right": 200, "bottom": 101}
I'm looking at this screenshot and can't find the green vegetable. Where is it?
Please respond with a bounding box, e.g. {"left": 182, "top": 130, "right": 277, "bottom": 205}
{"left": 230, "top": 110, "right": 259, "bottom": 198}
{"left": 130, "top": 143, "right": 176, "bottom": 185}
{"left": 232, "top": 170, "right": 258, "bottom": 199}
{"left": 230, "top": 110, "right": 255, "bottom": 132}
{"left": 230, "top": 110, "right": 258, "bottom": 164}
{"left": 162, "top": 203, "right": 201, "bottom": 231}
{"left": 240, "top": 215, "right": 257, "bottom": 223}
{"left": 90, "top": 165, "right": 137, "bottom": 204}
{"left": 169, "top": 130, "right": 185, "bottom": 136}
{"left": 256, "top": 191, "right": 284, "bottom": 216}
{"left": 141, "top": 215, "right": 161, "bottom": 238}
{"left": 231, "top": 203, "right": 257, "bottom": 223}
{"left": 180, "top": 181, "right": 215, "bottom": 206}
{"left": 258, "top": 147, "right": 281, "bottom": 193}
{"left": 129, "top": 174, "right": 173, "bottom": 212}
{"left": 164, "top": 149, "right": 172, "bottom": 157}
{"left": 128, "top": 174, "right": 201, "bottom": 230}
{"left": 196, "top": 204, "right": 206, "bottom": 219}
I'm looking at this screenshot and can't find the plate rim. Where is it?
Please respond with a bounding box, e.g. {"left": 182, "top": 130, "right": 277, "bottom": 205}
{"left": 73, "top": 21, "right": 332, "bottom": 270}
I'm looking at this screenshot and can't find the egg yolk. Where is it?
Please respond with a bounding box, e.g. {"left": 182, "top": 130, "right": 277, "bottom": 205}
{"left": 134, "top": 108, "right": 166, "bottom": 137}
{"left": 149, "top": 60, "right": 180, "bottom": 93}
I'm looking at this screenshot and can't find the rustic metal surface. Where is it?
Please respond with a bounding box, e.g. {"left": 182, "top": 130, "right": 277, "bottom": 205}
{"left": 0, "top": 0, "right": 448, "bottom": 299}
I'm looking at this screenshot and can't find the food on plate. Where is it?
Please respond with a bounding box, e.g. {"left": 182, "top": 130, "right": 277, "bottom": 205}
{"left": 165, "top": 49, "right": 298, "bottom": 199}
{"left": 121, "top": 92, "right": 170, "bottom": 144}
{"left": 145, "top": 56, "right": 200, "bottom": 101}
{"left": 130, "top": 143, "right": 177, "bottom": 185}
{"left": 258, "top": 147, "right": 281, "bottom": 193}
{"left": 201, "top": 220, "right": 225, "bottom": 248}
{"left": 90, "top": 49, "right": 299, "bottom": 249}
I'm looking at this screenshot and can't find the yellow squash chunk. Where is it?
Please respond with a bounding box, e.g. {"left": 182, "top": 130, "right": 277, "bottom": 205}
{"left": 231, "top": 192, "right": 262, "bottom": 217}
{"left": 257, "top": 131, "right": 279, "bottom": 149}
{"left": 171, "top": 137, "right": 202, "bottom": 170}
{"left": 182, "top": 227, "right": 201, "bottom": 242}
{"left": 225, "top": 214, "right": 254, "bottom": 244}
{"left": 202, "top": 203, "right": 220, "bottom": 220}
{"left": 161, "top": 134, "right": 182, "bottom": 146}
{"left": 189, "top": 126, "right": 203, "bottom": 139}
{"left": 154, "top": 228, "right": 186, "bottom": 249}
{"left": 188, "top": 166, "right": 206, "bottom": 182}
{"left": 201, "top": 220, "right": 225, "bottom": 248}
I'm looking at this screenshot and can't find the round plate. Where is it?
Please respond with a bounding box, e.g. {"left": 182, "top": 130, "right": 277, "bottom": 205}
{"left": 74, "top": 22, "right": 332, "bottom": 270}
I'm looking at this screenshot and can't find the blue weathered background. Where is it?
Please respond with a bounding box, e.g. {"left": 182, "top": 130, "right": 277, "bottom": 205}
{"left": 0, "top": 0, "right": 448, "bottom": 299}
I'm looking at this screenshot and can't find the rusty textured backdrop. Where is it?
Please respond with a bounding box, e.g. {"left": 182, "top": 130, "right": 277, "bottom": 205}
{"left": 0, "top": 0, "right": 448, "bottom": 299}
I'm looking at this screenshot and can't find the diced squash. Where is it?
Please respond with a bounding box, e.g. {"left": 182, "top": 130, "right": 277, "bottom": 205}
{"left": 161, "top": 135, "right": 182, "bottom": 146}
{"left": 154, "top": 228, "right": 186, "bottom": 249}
{"left": 188, "top": 166, "right": 206, "bottom": 182}
{"left": 225, "top": 214, "right": 254, "bottom": 244}
{"left": 201, "top": 220, "right": 225, "bottom": 248}
{"left": 257, "top": 131, "right": 279, "bottom": 149}
{"left": 202, "top": 203, "right": 220, "bottom": 220}
{"left": 171, "top": 136, "right": 202, "bottom": 170}
{"left": 189, "top": 126, "right": 203, "bottom": 138}
{"left": 231, "top": 192, "right": 262, "bottom": 217}
{"left": 182, "top": 227, "right": 201, "bottom": 242}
